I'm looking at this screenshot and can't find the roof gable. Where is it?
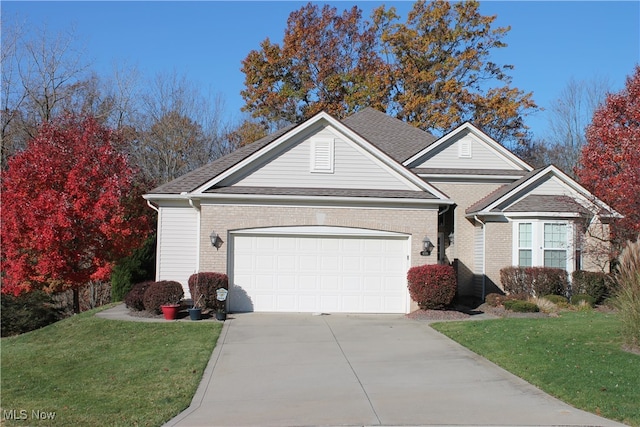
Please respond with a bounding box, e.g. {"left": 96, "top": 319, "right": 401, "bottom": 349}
{"left": 404, "top": 122, "right": 532, "bottom": 172}
{"left": 147, "top": 111, "right": 451, "bottom": 202}
{"left": 466, "top": 165, "right": 619, "bottom": 218}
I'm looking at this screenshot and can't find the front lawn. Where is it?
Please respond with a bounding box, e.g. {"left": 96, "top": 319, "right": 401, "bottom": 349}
{"left": 432, "top": 311, "right": 640, "bottom": 426}
{"left": 1, "top": 306, "right": 222, "bottom": 426}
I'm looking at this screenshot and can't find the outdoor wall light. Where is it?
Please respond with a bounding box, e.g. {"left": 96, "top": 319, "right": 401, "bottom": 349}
{"left": 210, "top": 231, "right": 224, "bottom": 250}
{"left": 420, "top": 236, "right": 435, "bottom": 256}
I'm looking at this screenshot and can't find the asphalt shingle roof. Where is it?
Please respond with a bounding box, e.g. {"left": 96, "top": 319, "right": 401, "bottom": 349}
{"left": 204, "top": 186, "right": 439, "bottom": 199}
{"left": 342, "top": 107, "right": 437, "bottom": 163}
{"left": 504, "top": 195, "right": 590, "bottom": 213}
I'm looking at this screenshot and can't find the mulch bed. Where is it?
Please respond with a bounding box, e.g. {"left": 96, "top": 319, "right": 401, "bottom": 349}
{"left": 406, "top": 303, "right": 550, "bottom": 321}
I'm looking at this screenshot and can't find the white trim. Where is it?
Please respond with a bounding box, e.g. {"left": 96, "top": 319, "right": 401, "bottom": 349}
{"left": 404, "top": 122, "right": 533, "bottom": 171}
{"left": 231, "top": 226, "right": 410, "bottom": 238}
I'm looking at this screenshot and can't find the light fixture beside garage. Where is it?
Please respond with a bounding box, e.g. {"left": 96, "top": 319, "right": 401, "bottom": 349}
{"left": 210, "top": 231, "right": 224, "bottom": 250}
{"left": 420, "top": 236, "right": 435, "bottom": 256}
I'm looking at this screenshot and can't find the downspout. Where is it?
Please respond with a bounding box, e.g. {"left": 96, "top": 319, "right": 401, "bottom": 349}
{"left": 185, "top": 194, "right": 201, "bottom": 282}
{"left": 474, "top": 215, "right": 486, "bottom": 301}
{"left": 146, "top": 200, "right": 159, "bottom": 212}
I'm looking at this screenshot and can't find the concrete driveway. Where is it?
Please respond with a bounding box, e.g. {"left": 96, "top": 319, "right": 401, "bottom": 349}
{"left": 165, "top": 313, "right": 625, "bottom": 427}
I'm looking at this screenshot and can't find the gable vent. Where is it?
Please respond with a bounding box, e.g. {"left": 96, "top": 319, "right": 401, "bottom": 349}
{"left": 459, "top": 139, "right": 472, "bottom": 158}
{"left": 310, "top": 138, "right": 335, "bottom": 173}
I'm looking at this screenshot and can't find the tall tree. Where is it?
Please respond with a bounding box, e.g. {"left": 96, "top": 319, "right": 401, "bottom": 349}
{"left": 241, "top": 3, "right": 391, "bottom": 126}
{"left": 131, "top": 71, "right": 228, "bottom": 186}
{"left": 577, "top": 66, "right": 640, "bottom": 244}
{"left": 1, "top": 115, "right": 153, "bottom": 312}
{"left": 376, "top": 0, "right": 536, "bottom": 144}
{"left": 241, "top": 1, "right": 537, "bottom": 146}
{"left": 544, "top": 76, "right": 611, "bottom": 177}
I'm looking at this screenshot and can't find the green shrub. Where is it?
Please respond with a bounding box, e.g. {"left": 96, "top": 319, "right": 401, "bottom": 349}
{"left": 111, "top": 234, "right": 156, "bottom": 302}
{"left": 143, "top": 281, "right": 184, "bottom": 314}
{"left": 485, "top": 293, "right": 505, "bottom": 307}
{"left": 614, "top": 239, "right": 640, "bottom": 348}
{"left": 503, "top": 299, "right": 540, "bottom": 313}
{"left": 570, "top": 293, "right": 596, "bottom": 307}
{"left": 571, "top": 270, "right": 613, "bottom": 304}
{"left": 1, "top": 291, "right": 64, "bottom": 336}
{"left": 124, "top": 281, "right": 154, "bottom": 311}
{"left": 187, "top": 272, "right": 229, "bottom": 310}
{"left": 407, "top": 264, "right": 457, "bottom": 310}
{"left": 543, "top": 294, "right": 568, "bottom": 305}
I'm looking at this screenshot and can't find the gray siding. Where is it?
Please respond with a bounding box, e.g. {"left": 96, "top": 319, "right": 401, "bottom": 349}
{"left": 232, "top": 127, "right": 414, "bottom": 190}
{"left": 414, "top": 134, "right": 519, "bottom": 170}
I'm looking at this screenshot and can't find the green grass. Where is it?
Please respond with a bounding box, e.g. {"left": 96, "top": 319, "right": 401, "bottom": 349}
{"left": 1, "top": 306, "right": 222, "bottom": 426}
{"left": 432, "top": 311, "right": 640, "bottom": 426}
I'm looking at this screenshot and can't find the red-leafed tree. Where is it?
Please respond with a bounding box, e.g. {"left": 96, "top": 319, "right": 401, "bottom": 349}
{"left": 577, "top": 66, "right": 640, "bottom": 244}
{"left": 1, "top": 114, "right": 153, "bottom": 311}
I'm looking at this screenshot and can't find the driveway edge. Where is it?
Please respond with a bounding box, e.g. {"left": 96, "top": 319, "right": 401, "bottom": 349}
{"left": 163, "top": 317, "right": 232, "bottom": 427}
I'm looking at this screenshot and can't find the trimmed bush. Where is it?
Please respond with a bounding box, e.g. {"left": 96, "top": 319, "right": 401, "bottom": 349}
{"left": 572, "top": 270, "right": 613, "bottom": 304}
{"left": 111, "top": 234, "right": 156, "bottom": 302}
{"left": 544, "top": 294, "right": 568, "bottom": 305}
{"left": 142, "top": 281, "right": 184, "bottom": 314}
{"left": 571, "top": 293, "right": 596, "bottom": 307}
{"left": 500, "top": 266, "right": 568, "bottom": 297}
{"left": 503, "top": 299, "right": 540, "bottom": 313}
{"left": 500, "top": 266, "right": 532, "bottom": 295}
{"left": 124, "top": 281, "right": 154, "bottom": 311}
{"left": 407, "top": 264, "right": 457, "bottom": 310}
{"left": 187, "top": 272, "right": 229, "bottom": 310}
{"left": 1, "top": 291, "right": 64, "bottom": 337}
{"left": 485, "top": 293, "right": 505, "bottom": 307}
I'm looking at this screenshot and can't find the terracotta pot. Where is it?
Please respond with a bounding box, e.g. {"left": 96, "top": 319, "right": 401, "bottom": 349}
{"left": 161, "top": 304, "right": 180, "bottom": 320}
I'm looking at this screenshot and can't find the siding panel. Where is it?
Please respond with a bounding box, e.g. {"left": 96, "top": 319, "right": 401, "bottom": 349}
{"left": 415, "top": 134, "right": 520, "bottom": 170}
{"left": 158, "top": 207, "right": 199, "bottom": 297}
{"left": 234, "top": 128, "right": 413, "bottom": 190}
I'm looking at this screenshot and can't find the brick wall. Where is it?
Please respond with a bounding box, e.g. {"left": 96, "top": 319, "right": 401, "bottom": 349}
{"left": 431, "top": 182, "right": 505, "bottom": 295}
{"left": 199, "top": 203, "right": 438, "bottom": 270}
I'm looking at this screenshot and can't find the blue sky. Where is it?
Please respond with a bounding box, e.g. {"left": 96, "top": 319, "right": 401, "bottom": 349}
{"left": 3, "top": 1, "right": 639, "bottom": 140}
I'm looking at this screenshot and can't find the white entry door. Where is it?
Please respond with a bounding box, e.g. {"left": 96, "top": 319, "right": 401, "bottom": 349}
{"left": 230, "top": 227, "right": 410, "bottom": 313}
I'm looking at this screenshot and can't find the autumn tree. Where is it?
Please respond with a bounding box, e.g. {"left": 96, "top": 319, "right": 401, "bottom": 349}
{"left": 1, "top": 115, "right": 153, "bottom": 312}
{"left": 225, "top": 119, "right": 269, "bottom": 149}
{"left": 241, "top": 1, "right": 537, "bottom": 146}
{"left": 241, "top": 3, "right": 391, "bottom": 126}
{"left": 577, "top": 66, "right": 640, "bottom": 244}
{"left": 376, "top": 0, "right": 536, "bottom": 144}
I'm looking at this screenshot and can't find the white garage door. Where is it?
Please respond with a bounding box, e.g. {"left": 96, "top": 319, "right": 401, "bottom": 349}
{"left": 230, "top": 227, "right": 410, "bottom": 313}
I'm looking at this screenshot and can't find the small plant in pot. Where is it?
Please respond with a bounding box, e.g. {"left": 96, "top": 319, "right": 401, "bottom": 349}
{"left": 142, "top": 280, "right": 184, "bottom": 320}
{"left": 188, "top": 294, "right": 204, "bottom": 321}
{"left": 188, "top": 272, "right": 229, "bottom": 321}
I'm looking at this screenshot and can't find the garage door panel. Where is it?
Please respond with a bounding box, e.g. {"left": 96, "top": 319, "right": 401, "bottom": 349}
{"left": 231, "top": 233, "right": 409, "bottom": 313}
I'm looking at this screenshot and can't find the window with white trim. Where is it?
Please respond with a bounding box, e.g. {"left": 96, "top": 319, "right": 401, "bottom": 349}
{"left": 310, "top": 138, "right": 335, "bottom": 173}
{"left": 513, "top": 221, "right": 573, "bottom": 271}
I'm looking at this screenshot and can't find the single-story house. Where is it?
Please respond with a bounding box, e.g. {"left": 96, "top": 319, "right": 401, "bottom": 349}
{"left": 143, "top": 108, "right": 618, "bottom": 314}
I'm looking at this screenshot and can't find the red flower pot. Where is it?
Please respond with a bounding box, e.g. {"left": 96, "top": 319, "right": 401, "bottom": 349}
{"left": 161, "top": 304, "right": 180, "bottom": 320}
